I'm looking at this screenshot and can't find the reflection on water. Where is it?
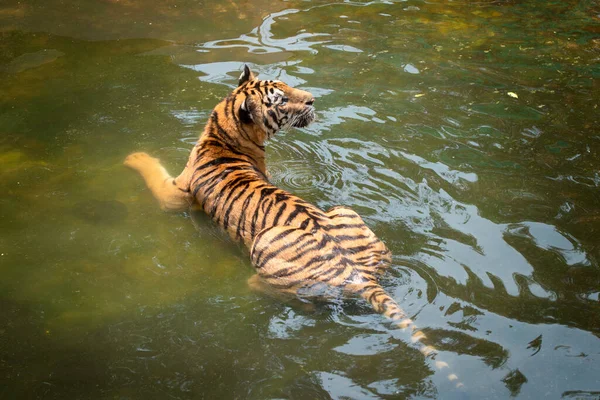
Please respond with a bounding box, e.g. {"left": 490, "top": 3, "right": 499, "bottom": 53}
{"left": 1, "top": 0, "right": 599, "bottom": 398}
{"left": 203, "top": 8, "right": 331, "bottom": 55}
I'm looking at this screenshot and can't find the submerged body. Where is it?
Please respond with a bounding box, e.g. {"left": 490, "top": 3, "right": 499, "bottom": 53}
{"left": 125, "top": 65, "right": 461, "bottom": 386}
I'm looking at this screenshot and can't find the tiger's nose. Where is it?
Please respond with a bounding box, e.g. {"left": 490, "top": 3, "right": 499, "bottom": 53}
{"left": 306, "top": 98, "right": 315, "bottom": 106}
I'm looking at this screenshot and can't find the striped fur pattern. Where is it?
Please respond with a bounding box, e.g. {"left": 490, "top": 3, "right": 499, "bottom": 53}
{"left": 124, "top": 65, "right": 462, "bottom": 388}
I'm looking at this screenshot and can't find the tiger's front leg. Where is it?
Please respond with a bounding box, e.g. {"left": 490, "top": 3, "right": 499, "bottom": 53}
{"left": 124, "top": 152, "right": 195, "bottom": 211}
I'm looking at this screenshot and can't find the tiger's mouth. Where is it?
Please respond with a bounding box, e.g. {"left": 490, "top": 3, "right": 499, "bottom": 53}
{"left": 291, "top": 107, "right": 316, "bottom": 128}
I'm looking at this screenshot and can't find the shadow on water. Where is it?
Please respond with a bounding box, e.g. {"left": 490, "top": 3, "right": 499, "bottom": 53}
{"left": 1, "top": 0, "right": 600, "bottom": 398}
{"left": 0, "top": 296, "right": 322, "bottom": 399}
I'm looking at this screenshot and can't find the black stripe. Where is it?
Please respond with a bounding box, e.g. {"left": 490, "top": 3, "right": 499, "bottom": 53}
{"left": 253, "top": 227, "right": 301, "bottom": 265}
{"left": 224, "top": 96, "right": 231, "bottom": 119}
{"left": 367, "top": 288, "right": 385, "bottom": 304}
{"left": 249, "top": 187, "right": 277, "bottom": 238}
{"left": 206, "top": 169, "right": 244, "bottom": 215}
{"left": 231, "top": 93, "right": 241, "bottom": 126}
{"left": 356, "top": 284, "right": 380, "bottom": 295}
{"left": 284, "top": 204, "right": 307, "bottom": 225}
{"left": 285, "top": 236, "right": 329, "bottom": 263}
{"left": 211, "top": 112, "right": 236, "bottom": 146}
{"left": 299, "top": 219, "right": 309, "bottom": 230}
{"left": 267, "top": 109, "right": 280, "bottom": 128}
{"left": 262, "top": 116, "right": 276, "bottom": 132}
{"left": 198, "top": 173, "right": 234, "bottom": 208}
{"left": 195, "top": 157, "right": 247, "bottom": 173}
{"left": 337, "top": 256, "right": 358, "bottom": 267}
{"left": 322, "top": 223, "right": 367, "bottom": 231}
{"left": 330, "top": 212, "right": 361, "bottom": 219}
{"left": 259, "top": 195, "right": 275, "bottom": 231}
{"left": 332, "top": 233, "right": 371, "bottom": 242}
{"left": 262, "top": 242, "right": 327, "bottom": 276}
{"left": 272, "top": 202, "right": 287, "bottom": 226}
{"left": 302, "top": 253, "right": 335, "bottom": 270}
{"left": 206, "top": 108, "right": 266, "bottom": 170}
{"left": 255, "top": 232, "right": 314, "bottom": 268}
{"left": 220, "top": 179, "right": 253, "bottom": 230}
{"left": 191, "top": 159, "right": 247, "bottom": 199}
{"left": 203, "top": 138, "right": 245, "bottom": 157}
{"left": 235, "top": 190, "right": 255, "bottom": 241}
{"left": 191, "top": 165, "right": 232, "bottom": 198}
{"left": 340, "top": 239, "right": 381, "bottom": 255}
{"left": 261, "top": 256, "right": 313, "bottom": 279}
{"left": 307, "top": 264, "right": 346, "bottom": 282}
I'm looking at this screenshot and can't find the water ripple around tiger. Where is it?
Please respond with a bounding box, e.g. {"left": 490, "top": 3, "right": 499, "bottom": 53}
{"left": 268, "top": 139, "right": 344, "bottom": 197}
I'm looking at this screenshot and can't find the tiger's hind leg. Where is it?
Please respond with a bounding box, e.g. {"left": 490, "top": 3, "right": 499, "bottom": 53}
{"left": 247, "top": 274, "right": 317, "bottom": 312}
{"left": 124, "top": 152, "right": 195, "bottom": 212}
{"left": 325, "top": 206, "right": 392, "bottom": 273}
{"left": 250, "top": 225, "right": 319, "bottom": 287}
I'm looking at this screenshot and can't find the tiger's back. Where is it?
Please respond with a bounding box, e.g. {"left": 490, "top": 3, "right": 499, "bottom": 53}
{"left": 192, "top": 121, "right": 392, "bottom": 296}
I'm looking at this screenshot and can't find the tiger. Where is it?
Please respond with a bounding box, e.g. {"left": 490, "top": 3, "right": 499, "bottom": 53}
{"left": 124, "top": 65, "right": 462, "bottom": 388}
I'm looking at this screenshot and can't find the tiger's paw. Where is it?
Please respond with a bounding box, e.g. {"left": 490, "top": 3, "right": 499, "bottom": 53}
{"left": 124, "top": 152, "right": 159, "bottom": 172}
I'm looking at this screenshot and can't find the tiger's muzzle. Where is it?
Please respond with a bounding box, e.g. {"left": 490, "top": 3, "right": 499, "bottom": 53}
{"left": 292, "top": 104, "right": 316, "bottom": 128}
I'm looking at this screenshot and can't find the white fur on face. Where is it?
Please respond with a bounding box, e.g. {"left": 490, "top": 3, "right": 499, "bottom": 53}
{"left": 266, "top": 88, "right": 285, "bottom": 105}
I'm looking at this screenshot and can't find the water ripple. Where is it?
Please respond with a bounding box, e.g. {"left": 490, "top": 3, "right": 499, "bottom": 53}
{"left": 267, "top": 135, "right": 592, "bottom": 297}
{"left": 202, "top": 9, "right": 330, "bottom": 55}
{"left": 180, "top": 60, "right": 312, "bottom": 89}
{"left": 314, "top": 371, "right": 382, "bottom": 400}
{"left": 268, "top": 139, "right": 344, "bottom": 196}
{"left": 333, "top": 333, "right": 397, "bottom": 356}
{"left": 399, "top": 151, "right": 478, "bottom": 187}
{"left": 304, "top": 106, "right": 379, "bottom": 135}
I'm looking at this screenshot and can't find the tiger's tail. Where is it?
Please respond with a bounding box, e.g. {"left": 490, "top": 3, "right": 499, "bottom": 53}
{"left": 356, "top": 283, "right": 464, "bottom": 389}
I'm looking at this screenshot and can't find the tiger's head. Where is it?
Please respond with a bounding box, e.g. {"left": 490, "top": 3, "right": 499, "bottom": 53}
{"left": 235, "top": 65, "right": 316, "bottom": 139}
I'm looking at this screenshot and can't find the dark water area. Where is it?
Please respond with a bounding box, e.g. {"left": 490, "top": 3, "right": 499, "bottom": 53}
{"left": 1, "top": 0, "right": 599, "bottom": 398}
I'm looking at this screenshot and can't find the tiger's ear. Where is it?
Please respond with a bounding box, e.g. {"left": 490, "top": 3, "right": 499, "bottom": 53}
{"left": 238, "top": 64, "right": 255, "bottom": 86}
{"left": 239, "top": 97, "right": 253, "bottom": 124}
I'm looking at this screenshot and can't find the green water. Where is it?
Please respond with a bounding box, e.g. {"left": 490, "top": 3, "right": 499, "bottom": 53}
{"left": 1, "top": 0, "right": 599, "bottom": 398}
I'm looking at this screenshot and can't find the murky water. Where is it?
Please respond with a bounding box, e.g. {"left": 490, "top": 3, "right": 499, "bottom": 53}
{"left": 1, "top": 0, "right": 599, "bottom": 398}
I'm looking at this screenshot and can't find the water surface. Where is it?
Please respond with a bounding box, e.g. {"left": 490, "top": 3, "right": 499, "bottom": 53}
{"left": 1, "top": 0, "right": 599, "bottom": 398}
